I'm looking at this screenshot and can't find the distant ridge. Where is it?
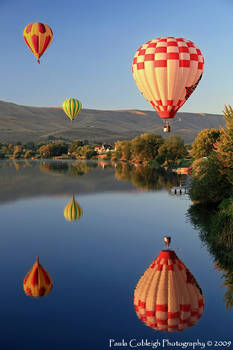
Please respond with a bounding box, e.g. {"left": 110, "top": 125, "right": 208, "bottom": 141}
{"left": 0, "top": 100, "right": 224, "bottom": 144}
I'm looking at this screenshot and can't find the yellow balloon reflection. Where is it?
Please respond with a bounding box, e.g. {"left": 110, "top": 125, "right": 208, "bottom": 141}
{"left": 134, "top": 244, "right": 204, "bottom": 332}
{"left": 23, "top": 257, "right": 53, "bottom": 297}
{"left": 64, "top": 195, "right": 83, "bottom": 222}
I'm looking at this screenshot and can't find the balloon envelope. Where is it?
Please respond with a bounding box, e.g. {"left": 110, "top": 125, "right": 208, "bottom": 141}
{"left": 132, "top": 37, "right": 204, "bottom": 119}
{"left": 134, "top": 249, "right": 204, "bottom": 332}
{"left": 62, "top": 98, "right": 82, "bottom": 121}
{"left": 23, "top": 22, "right": 53, "bottom": 63}
{"left": 23, "top": 257, "right": 53, "bottom": 297}
{"left": 64, "top": 195, "right": 83, "bottom": 221}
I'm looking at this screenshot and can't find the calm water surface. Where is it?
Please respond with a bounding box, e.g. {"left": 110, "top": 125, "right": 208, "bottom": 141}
{"left": 0, "top": 160, "right": 232, "bottom": 350}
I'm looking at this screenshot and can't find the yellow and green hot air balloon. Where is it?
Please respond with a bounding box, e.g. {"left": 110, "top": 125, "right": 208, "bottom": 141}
{"left": 64, "top": 195, "right": 83, "bottom": 221}
{"left": 23, "top": 257, "right": 53, "bottom": 297}
{"left": 62, "top": 98, "right": 82, "bottom": 122}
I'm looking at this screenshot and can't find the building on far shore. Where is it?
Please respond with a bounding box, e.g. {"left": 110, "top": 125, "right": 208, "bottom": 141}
{"left": 94, "top": 144, "right": 113, "bottom": 154}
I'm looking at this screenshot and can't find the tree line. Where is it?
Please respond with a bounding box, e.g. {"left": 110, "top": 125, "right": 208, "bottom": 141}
{"left": 0, "top": 133, "right": 189, "bottom": 166}
{"left": 114, "top": 133, "right": 188, "bottom": 166}
{"left": 0, "top": 140, "right": 98, "bottom": 159}
{"left": 190, "top": 105, "right": 233, "bottom": 206}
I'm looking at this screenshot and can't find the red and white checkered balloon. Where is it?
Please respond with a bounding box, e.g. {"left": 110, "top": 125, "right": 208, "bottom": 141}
{"left": 132, "top": 37, "right": 204, "bottom": 119}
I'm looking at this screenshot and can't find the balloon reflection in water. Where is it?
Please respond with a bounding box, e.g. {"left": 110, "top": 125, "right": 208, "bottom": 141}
{"left": 64, "top": 195, "right": 83, "bottom": 222}
{"left": 23, "top": 257, "right": 53, "bottom": 297}
{"left": 134, "top": 242, "right": 204, "bottom": 332}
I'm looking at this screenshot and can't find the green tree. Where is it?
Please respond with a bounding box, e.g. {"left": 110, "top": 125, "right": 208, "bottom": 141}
{"left": 39, "top": 142, "right": 68, "bottom": 158}
{"left": 69, "top": 140, "right": 84, "bottom": 153}
{"left": 0, "top": 150, "right": 5, "bottom": 159}
{"left": 115, "top": 140, "right": 131, "bottom": 160}
{"left": 188, "top": 200, "right": 233, "bottom": 310}
{"left": 24, "top": 150, "right": 36, "bottom": 159}
{"left": 73, "top": 145, "right": 97, "bottom": 159}
{"left": 131, "top": 133, "right": 164, "bottom": 162}
{"left": 23, "top": 141, "right": 37, "bottom": 151}
{"left": 190, "top": 155, "right": 231, "bottom": 204}
{"left": 157, "top": 135, "right": 187, "bottom": 165}
{"left": 12, "top": 145, "right": 23, "bottom": 159}
{"left": 214, "top": 106, "right": 233, "bottom": 176}
{"left": 192, "top": 128, "right": 221, "bottom": 159}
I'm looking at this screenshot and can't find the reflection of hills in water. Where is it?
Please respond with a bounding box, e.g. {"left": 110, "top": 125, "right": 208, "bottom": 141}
{"left": 134, "top": 248, "right": 204, "bottom": 332}
{"left": 0, "top": 160, "right": 182, "bottom": 204}
{"left": 187, "top": 203, "right": 233, "bottom": 310}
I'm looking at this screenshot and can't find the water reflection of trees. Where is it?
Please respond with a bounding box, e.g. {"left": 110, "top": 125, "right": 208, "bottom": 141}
{"left": 115, "top": 163, "right": 179, "bottom": 191}
{"left": 0, "top": 159, "right": 98, "bottom": 178}
{"left": 0, "top": 159, "right": 36, "bottom": 170}
{"left": 36, "top": 160, "right": 181, "bottom": 192}
{"left": 39, "top": 161, "right": 69, "bottom": 175}
{"left": 69, "top": 161, "right": 97, "bottom": 177}
{"left": 187, "top": 203, "right": 233, "bottom": 310}
{"left": 0, "top": 159, "right": 182, "bottom": 192}
{"left": 39, "top": 161, "right": 97, "bottom": 177}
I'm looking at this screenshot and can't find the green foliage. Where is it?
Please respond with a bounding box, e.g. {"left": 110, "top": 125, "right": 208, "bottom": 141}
{"left": 12, "top": 145, "right": 23, "bottom": 159}
{"left": 190, "top": 155, "right": 231, "bottom": 204}
{"left": 69, "top": 140, "right": 85, "bottom": 153}
{"left": 214, "top": 105, "right": 233, "bottom": 170}
{"left": 69, "top": 161, "right": 97, "bottom": 176}
{"left": 114, "top": 140, "right": 131, "bottom": 160}
{"left": 0, "top": 150, "right": 6, "bottom": 159}
{"left": 114, "top": 133, "right": 164, "bottom": 162}
{"left": 40, "top": 161, "right": 69, "bottom": 174}
{"left": 39, "top": 142, "right": 68, "bottom": 158}
{"left": 114, "top": 133, "right": 189, "bottom": 164}
{"left": 131, "top": 133, "right": 164, "bottom": 162}
{"left": 23, "top": 142, "right": 37, "bottom": 151}
{"left": 24, "top": 150, "right": 36, "bottom": 159}
{"left": 192, "top": 128, "right": 221, "bottom": 159}
{"left": 157, "top": 135, "right": 187, "bottom": 164}
{"left": 188, "top": 200, "right": 233, "bottom": 310}
{"left": 48, "top": 135, "right": 56, "bottom": 141}
{"left": 115, "top": 163, "right": 178, "bottom": 191}
{"left": 0, "top": 144, "right": 12, "bottom": 156}
{"left": 176, "top": 158, "right": 193, "bottom": 167}
{"left": 73, "top": 145, "right": 97, "bottom": 159}
{"left": 190, "top": 105, "right": 233, "bottom": 205}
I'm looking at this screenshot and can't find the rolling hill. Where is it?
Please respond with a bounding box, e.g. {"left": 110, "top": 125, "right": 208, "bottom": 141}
{"left": 0, "top": 100, "right": 225, "bottom": 144}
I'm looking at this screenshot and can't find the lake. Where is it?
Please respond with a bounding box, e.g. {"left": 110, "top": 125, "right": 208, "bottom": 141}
{"left": 0, "top": 160, "right": 232, "bottom": 350}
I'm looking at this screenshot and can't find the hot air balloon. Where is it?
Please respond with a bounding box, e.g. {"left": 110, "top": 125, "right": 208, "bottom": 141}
{"left": 23, "top": 22, "right": 53, "bottom": 64}
{"left": 132, "top": 37, "right": 204, "bottom": 132}
{"left": 62, "top": 98, "right": 82, "bottom": 122}
{"left": 64, "top": 195, "right": 83, "bottom": 221}
{"left": 163, "top": 236, "right": 171, "bottom": 248}
{"left": 23, "top": 257, "right": 53, "bottom": 297}
{"left": 134, "top": 240, "right": 204, "bottom": 332}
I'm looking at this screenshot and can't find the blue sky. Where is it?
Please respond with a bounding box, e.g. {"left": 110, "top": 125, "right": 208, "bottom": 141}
{"left": 0, "top": 0, "right": 232, "bottom": 114}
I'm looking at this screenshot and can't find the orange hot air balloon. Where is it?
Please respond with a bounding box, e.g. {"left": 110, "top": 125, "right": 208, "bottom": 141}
{"left": 132, "top": 37, "right": 204, "bottom": 131}
{"left": 23, "top": 257, "right": 53, "bottom": 297}
{"left": 23, "top": 22, "right": 53, "bottom": 63}
{"left": 134, "top": 248, "right": 204, "bottom": 332}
